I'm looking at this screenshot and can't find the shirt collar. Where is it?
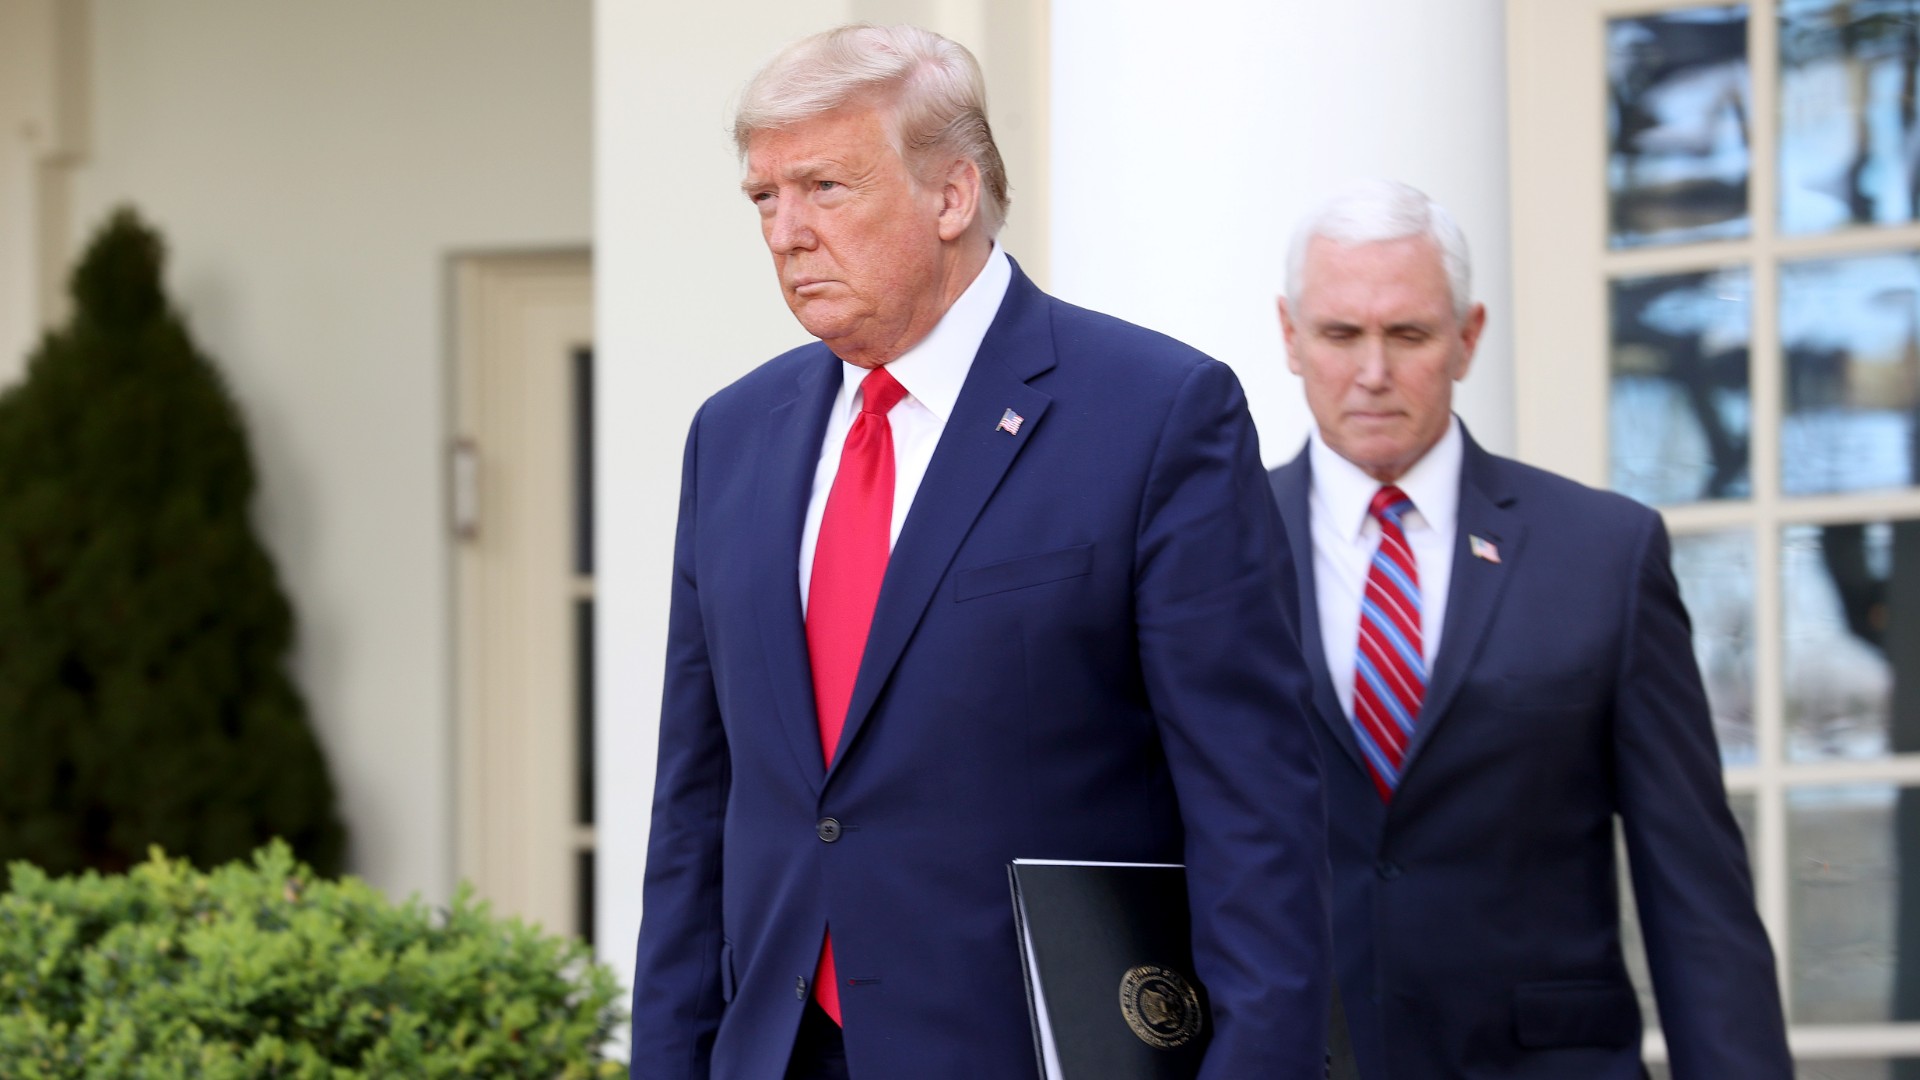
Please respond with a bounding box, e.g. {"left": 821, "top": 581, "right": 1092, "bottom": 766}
{"left": 833, "top": 244, "right": 1011, "bottom": 421}
{"left": 1308, "top": 415, "right": 1463, "bottom": 542}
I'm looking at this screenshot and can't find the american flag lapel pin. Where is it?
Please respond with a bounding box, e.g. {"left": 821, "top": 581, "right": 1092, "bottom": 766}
{"left": 996, "top": 408, "right": 1025, "bottom": 435}
{"left": 1470, "top": 534, "right": 1501, "bottom": 564}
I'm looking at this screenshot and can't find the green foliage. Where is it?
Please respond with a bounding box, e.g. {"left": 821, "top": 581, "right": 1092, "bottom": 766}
{"left": 0, "top": 207, "right": 345, "bottom": 876}
{"left": 0, "top": 842, "right": 627, "bottom": 1078}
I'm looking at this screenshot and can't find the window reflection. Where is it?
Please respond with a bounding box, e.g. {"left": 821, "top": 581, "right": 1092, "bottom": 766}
{"left": 1786, "top": 784, "right": 1920, "bottom": 1028}
{"left": 1610, "top": 267, "right": 1752, "bottom": 504}
{"left": 1673, "top": 531, "right": 1757, "bottom": 764}
{"left": 1609, "top": 6, "right": 1752, "bottom": 248}
{"left": 1783, "top": 522, "right": 1917, "bottom": 762}
{"left": 1781, "top": 0, "right": 1920, "bottom": 234}
{"left": 1781, "top": 254, "right": 1920, "bottom": 496}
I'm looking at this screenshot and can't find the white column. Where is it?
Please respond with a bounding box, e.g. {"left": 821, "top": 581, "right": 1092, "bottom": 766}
{"left": 1050, "top": 0, "right": 1514, "bottom": 461}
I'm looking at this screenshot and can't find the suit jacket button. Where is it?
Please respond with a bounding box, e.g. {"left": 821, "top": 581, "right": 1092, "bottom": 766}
{"left": 817, "top": 817, "right": 842, "bottom": 843}
{"left": 1374, "top": 859, "right": 1402, "bottom": 880}
{"left": 795, "top": 976, "right": 807, "bottom": 1000}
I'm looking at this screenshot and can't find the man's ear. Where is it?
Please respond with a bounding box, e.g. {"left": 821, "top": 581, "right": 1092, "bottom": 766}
{"left": 936, "top": 158, "right": 982, "bottom": 241}
{"left": 1454, "top": 302, "right": 1488, "bottom": 381}
{"left": 1279, "top": 296, "right": 1303, "bottom": 375}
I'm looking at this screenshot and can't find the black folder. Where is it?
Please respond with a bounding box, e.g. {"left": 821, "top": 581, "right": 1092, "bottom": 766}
{"left": 1008, "top": 860, "right": 1211, "bottom": 1080}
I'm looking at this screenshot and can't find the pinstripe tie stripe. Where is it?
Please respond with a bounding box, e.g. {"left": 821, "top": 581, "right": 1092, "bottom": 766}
{"left": 1354, "top": 485, "right": 1424, "bottom": 801}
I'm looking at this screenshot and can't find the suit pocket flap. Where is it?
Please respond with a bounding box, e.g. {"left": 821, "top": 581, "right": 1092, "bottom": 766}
{"left": 1512, "top": 979, "right": 1639, "bottom": 1049}
{"left": 954, "top": 544, "right": 1094, "bottom": 601}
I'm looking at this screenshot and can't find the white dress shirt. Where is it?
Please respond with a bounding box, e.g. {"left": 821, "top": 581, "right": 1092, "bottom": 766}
{"left": 798, "top": 245, "right": 1013, "bottom": 613}
{"left": 1308, "top": 416, "right": 1463, "bottom": 720}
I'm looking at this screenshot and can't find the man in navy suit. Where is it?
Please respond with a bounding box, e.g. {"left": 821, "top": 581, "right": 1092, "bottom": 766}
{"left": 1268, "top": 179, "right": 1792, "bottom": 1078}
{"left": 630, "top": 25, "right": 1328, "bottom": 1079}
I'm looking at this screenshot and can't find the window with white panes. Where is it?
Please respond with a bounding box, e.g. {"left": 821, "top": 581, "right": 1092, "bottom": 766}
{"left": 1513, "top": 0, "right": 1920, "bottom": 1071}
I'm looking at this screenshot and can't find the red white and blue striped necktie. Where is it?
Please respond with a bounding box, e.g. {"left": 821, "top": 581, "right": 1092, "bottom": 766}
{"left": 1353, "top": 485, "right": 1425, "bottom": 801}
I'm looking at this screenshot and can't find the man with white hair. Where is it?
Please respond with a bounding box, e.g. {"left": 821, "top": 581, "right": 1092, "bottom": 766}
{"left": 632, "top": 24, "right": 1329, "bottom": 1080}
{"left": 1268, "top": 178, "right": 1792, "bottom": 1078}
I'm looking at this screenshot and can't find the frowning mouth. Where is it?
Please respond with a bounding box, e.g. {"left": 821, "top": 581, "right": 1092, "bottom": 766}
{"left": 788, "top": 278, "right": 836, "bottom": 295}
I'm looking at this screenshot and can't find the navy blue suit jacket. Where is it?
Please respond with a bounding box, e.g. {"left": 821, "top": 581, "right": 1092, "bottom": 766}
{"left": 1269, "top": 432, "right": 1790, "bottom": 1079}
{"left": 632, "top": 263, "right": 1330, "bottom": 1079}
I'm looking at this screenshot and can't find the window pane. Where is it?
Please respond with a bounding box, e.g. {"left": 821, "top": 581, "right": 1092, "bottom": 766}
{"left": 1787, "top": 783, "right": 1920, "bottom": 1024}
{"left": 577, "top": 848, "right": 596, "bottom": 945}
{"left": 576, "top": 597, "right": 595, "bottom": 827}
{"left": 1673, "top": 530, "right": 1758, "bottom": 764}
{"left": 573, "top": 346, "right": 595, "bottom": 576}
{"left": 1781, "top": 0, "right": 1920, "bottom": 234}
{"left": 1609, "top": 6, "right": 1752, "bottom": 248}
{"left": 1610, "top": 267, "right": 1752, "bottom": 504}
{"left": 1656, "top": 1062, "right": 1920, "bottom": 1079}
{"left": 1783, "top": 522, "right": 1918, "bottom": 761}
{"left": 1781, "top": 253, "right": 1920, "bottom": 496}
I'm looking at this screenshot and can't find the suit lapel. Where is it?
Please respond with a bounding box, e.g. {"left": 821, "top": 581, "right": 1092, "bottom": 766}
{"left": 1271, "top": 451, "right": 1369, "bottom": 777}
{"left": 755, "top": 345, "right": 843, "bottom": 791}
{"left": 1400, "top": 432, "right": 1525, "bottom": 775}
{"left": 825, "top": 263, "right": 1055, "bottom": 782}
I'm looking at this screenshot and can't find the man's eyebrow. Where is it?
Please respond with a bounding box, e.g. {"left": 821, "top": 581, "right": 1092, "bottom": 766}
{"left": 740, "top": 160, "right": 839, "bottom": 196}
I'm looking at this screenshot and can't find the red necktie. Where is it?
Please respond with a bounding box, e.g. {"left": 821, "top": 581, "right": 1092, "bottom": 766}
{"left": 803, "top": 364, "right": 907, "bottom": 1025}
{"left": 1353, "top": 485, "right": 1425, "bottom": 801}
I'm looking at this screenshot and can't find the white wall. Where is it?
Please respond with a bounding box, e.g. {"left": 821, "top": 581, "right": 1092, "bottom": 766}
{"left": 65, "top": 0, "right": 591, "bottom": 904}
{"left": 1051, "top": 0, "right": 1514, "bottom": 462}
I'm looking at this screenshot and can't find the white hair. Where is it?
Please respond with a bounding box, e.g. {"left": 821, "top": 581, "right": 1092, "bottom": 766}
{"left": 1286, "top": 179, "right": 1472, "bottom": 319}
{"left": 733, "top": 24, "right": 1010, "bottom": 237}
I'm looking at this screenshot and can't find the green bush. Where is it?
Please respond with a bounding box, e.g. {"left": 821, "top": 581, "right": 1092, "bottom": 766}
{"left": 0, "top": 207, "right": 345, "bottom": 877}
{"left": 0, "top": 842, "right": 626, "bottom": 1078}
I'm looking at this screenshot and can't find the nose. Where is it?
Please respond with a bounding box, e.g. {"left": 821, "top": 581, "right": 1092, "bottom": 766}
{"left": 1354, "top": 336, "right": 1390, "bottom": 389}
{"left": 766, "top": 198, "right": 817, "bottom": 255}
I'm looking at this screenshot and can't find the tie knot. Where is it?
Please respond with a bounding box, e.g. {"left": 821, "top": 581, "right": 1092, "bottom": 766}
{"left": 1369, "top": 485, "right": 1414, "bottom": 527}
{"left": 858, "top": 366, "right": 908, "bottom": 416}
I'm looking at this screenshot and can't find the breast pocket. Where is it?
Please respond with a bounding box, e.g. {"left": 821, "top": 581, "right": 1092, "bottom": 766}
{"left": 953, "top": 544, "right": 1095, "bottom": 602}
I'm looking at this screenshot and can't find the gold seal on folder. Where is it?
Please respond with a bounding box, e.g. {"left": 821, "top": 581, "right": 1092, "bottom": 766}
{"left": 1118, "top": 964, "right": 1203, "bottom": 1049}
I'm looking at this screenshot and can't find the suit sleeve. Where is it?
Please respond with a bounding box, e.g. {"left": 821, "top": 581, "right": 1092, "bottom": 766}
{"left": 1613, "top": 514, "right": 1792, "bottom": 1078}
{"left": 630, "top": 408, "right": 730, "bottom": 1079}
{"left": 1132, "top": 358, "right": 1332, "bottom": 1077}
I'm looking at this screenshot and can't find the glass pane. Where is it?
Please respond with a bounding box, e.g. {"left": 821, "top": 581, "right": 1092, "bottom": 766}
{"left": 573, "top": 345, "right": 595, "bottom": 576}
{"left": 576, "top": 597, "right": 595, "bottom": 826}
{"left": 1622, "top": 793, "right": 1756, "bottom": 1033}
{"left": 1794, "top": 1063, "right": 1920, "bottom": 1080}
{"left": 1787, "top": 784, "right": 1920, "bottom": 1025}
{"left": 1673, "top": 530, "right": 1758, "bottom": 764}
{"left": 1608, "top": 6, "right": 1753, "bottom": 248}
{"left": 1781, "top": 0, "right": 1920, "bottom": 234}
{"left": 1783, "top": 520, "right": 1920, "bottom": 761}
{"left": 577, "top": 848, "right": 596, "bottom": 945}
{"left": 1781, "top": 253, "right": 1920, "bottom": 496}
{"left": 1610, "top": 267, "right": 1752, "bottom": 504}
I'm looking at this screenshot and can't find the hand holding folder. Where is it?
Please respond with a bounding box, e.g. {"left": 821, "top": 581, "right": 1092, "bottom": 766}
{"left": 1010, "top": 859, "right": 1357, "bottom": 1080}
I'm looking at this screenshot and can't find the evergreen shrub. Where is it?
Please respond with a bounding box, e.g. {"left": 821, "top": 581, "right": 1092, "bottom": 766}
{"left": 0, "top": 208, "right": 345, "bottom": 876}
{"left": 0, "top": 842, "right": 627, "bottom": 1078}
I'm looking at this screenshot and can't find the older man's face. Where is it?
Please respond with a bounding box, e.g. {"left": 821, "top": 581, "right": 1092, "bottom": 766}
{"left": 1281, "top": 235, "right": 1485, "bottom": 483}
{"left": 743, "top": 105, "right": 948, "bottom": 368}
